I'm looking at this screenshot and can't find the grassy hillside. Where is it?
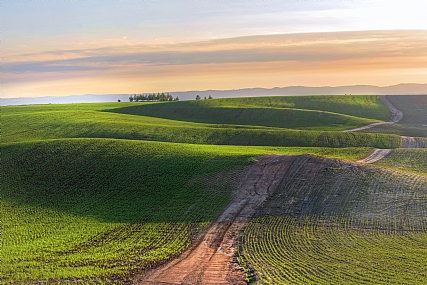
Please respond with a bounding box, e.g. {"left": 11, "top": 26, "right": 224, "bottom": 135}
{"left": 106, "top": 95, "right": 387, "bottom": 131}
{"left": 2, "top": 94, "right": 424, "bottom": 284}
{"left": 388, "top": 95, "right": 427, "bottom": 125}
{"left": 367, "top": 95, "right": 427, "bottom": 137}
{"left": 2, "top": 102, "right": 400, "bottom": 148}
{"left": 1, "top": 139, "right": 373, "bottom": 283}
{"left": 237, "top": 155, "right": 427, "bottom": 284}
{"left": 1, "top": 139, "right": 246, "bottom": 283}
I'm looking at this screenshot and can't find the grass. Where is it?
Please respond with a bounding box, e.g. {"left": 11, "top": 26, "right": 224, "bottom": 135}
{"left": 2, "top": 102, "right": 401, "bottom": 148}
{"left": 2, "top": 94, "right": 425, "bottom": 283}
{"left": 1, "top": 139, "right": 372, "bottom": 283}
{"left": 367, "top": 95, "right": 427, "bottom": 136}
{"left": 105, "top": 95, "right": 388, "bottom": 131}
{"left": 1, "top": 139, "right": 245, "bottom": 283}
{"left": 373, "top": 148, "right": 427, "bottom": 176}
{"left": 237, "top": 155, "right": 427, "bottom": 284}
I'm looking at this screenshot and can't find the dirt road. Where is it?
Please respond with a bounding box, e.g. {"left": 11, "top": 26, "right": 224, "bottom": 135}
{"left": 343, "top": 95, "right": 403, "bottom": 133}
{"left": 400, "top": 136, "right": 423, "bottom": 148}
{"left": 140, "top": 155, "right": 298, "bottom": 285}
{"left": 356, "top": 149, "right": 394, "bottom": 164}
{"left": 380, "top": 95, "right": 403, "bottom": 123}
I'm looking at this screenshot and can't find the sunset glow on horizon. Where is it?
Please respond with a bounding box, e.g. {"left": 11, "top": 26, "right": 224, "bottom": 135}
{"left": 3, "top": 1, "right": 427, "bottom": 98}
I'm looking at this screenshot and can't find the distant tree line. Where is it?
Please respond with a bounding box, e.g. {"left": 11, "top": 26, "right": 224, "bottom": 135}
{"left": 196, "top": 95, "right": 213, "bottom": 100}
{"left": 129, "top": 93, "right": 179, "bottom": 102}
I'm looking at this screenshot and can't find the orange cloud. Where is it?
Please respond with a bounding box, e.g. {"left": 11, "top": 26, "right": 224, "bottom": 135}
{"left": 3, "top": 30, "right": 426, "bottom": 97}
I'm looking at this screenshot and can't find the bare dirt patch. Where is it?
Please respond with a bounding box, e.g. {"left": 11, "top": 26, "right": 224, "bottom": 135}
{"left": 139, "top": 155, "right": 298, "bottom": 285}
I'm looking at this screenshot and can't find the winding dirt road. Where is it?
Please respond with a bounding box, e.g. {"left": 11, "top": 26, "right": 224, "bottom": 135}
{"left": 350, "top": 95, "right": 424, "bottom": 164}
{"left": 138, "top": 95, "right": 423, "bottom": 283}
{"left": 343, "top": 95, "right": 403, "bottom": 133}
{"left": 380, "top": 95, "right": 403, "bottom": 123}
{"left": 140, "top": 155, "right": 298, "bottom": 285}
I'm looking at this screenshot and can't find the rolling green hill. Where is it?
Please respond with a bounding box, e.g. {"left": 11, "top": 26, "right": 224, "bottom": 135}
{"left": 1, "top": 94, "right": 425, "bottom": 284}
{"left": 2, "top": 101, "right": 400, "bottom": 148}
{"left": 365, "top": 95, "right": 427, "bottom": 137}
{"left": 1, "top": 139, "right": 371, "bottom": 283}
{"left": 105, "top": 95, "right": 388, "bottom": 130}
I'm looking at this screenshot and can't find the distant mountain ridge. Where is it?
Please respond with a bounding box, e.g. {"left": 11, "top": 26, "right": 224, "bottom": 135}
{"left": 2, "top": 83, "right": 426, "bottom": 106}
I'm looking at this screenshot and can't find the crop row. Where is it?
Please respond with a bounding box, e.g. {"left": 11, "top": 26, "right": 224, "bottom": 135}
{"left": 373, "top": 149, "right": 427, "bottom": 176}
{"left": 238, "top": 155, "right": 427, "bottom": 284}
{"left": 238, "top": 216, "right": 427, "bottom": 285}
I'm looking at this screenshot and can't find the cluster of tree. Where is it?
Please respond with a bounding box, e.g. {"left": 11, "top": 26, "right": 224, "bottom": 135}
{"left": 129, "top": 93, "right": 179, "bottom": 102}
{"left": 195, "top": 95, "right": 213, "bottom": 100}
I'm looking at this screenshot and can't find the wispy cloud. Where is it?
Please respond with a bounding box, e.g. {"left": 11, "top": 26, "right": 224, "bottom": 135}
{"left": 3, "top": 30, "right": 427, "bottom": 97}
{"left": 5, "top": 30, "right": 427, "bottom": 72}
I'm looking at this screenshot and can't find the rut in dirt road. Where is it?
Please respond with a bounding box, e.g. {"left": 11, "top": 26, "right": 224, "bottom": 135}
{"left": 140, "top": 155, "right": 299, "bottom": 285}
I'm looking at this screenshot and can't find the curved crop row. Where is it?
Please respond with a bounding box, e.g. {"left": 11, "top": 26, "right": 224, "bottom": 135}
{"left": 238, "top": 156, "right": 427, "bottom": 284}
{"left": 373, "top": 149, "right": 427, "bottom": 176}
{"left": 238, "top": 217, "right": 427, "bottom": 285}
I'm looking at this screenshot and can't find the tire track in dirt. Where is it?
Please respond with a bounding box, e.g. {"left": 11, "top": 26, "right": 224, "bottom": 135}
{"left": 139, "top": 155, "right": 298, "bottom": 285}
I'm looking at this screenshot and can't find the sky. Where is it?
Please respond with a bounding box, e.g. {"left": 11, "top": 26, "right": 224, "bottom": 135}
{"left": 2, "top": 0, "right": 427, "bottom": 98}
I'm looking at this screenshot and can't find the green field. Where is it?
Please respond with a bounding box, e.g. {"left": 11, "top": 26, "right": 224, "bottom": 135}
{"left": 1, "top": 94, "right": 426, "bottom": 284}
{"left": 373, "top": 148, "right": 427, "bottom": 176}
{"left": 367, "top": 95, "right": 427, "bottom": 137}
{"left": 2, "top": 100, "right": 400, "bottom": 148}
{"left": 106, "top": 95, "right": 389, "bottom": 130}
{"left": 237, "top": 155, "right": 427, "bottom": 284}
{"left": 1, "top": 139, "right": 371, "bottom": 283}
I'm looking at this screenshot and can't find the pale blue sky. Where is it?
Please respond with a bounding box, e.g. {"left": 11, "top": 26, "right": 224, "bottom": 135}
{"left": 5, "top": 0, "right": 426, "bottom": 53}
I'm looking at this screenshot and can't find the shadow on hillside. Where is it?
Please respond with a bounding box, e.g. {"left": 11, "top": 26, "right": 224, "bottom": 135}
{"left": 103, "top": 101, "right": 366, "bottom": 131}
{"left": 366, "top": 122, "right": 427, "bottom": 137}
{"left": 1, "top": 140, "right": 245, "bottom": 224}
